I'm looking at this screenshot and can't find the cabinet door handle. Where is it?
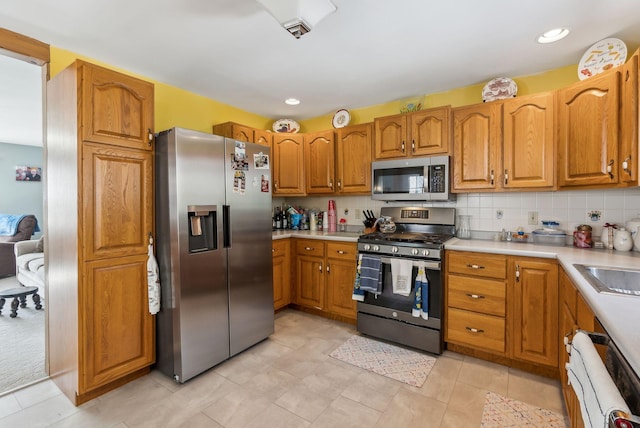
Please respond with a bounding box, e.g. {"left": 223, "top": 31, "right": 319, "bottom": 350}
{"left": 305, "top": 246, "right": 315, "bottom": 251}
{"left": 148, "top": 128, "right": 153, "bottom": 146}
{"left": 607, "top": 159, "right": 615, "bottom": 179}
{"left": 466, "top": 263, "right": 485, "bottom": 269}
{"left": 516, "top": 264, "right": 520, "bottom": 282}
{"left": 329, "top": 180, "right": 334, "bottom": 190}
{"left": 504, "top": 169, "right": 509, "bottom": 185}
{"left": 337, "top": 180, "right": 342, "bottom": 189}
{"left": 401, "top": 141, "right": 405, "bottom": 153}
{"left": 319, "top": 263, "right": 323, "bottom": 273}
{"left": 490, "top": 169, "right": 495, "bottom": 186}
{"left": 466, "top": 293, "right": 485, "bottom": 299}
{"left": 326, "top": 264, "right": 330, "bottom": 273}
{"left": 466, "top": 327, "right": 485, "bottom": 334}
{"left": 412, "top": 140, "right": 416, "bottom": 153}
{"left": 623, "top": 156, "right": 632, "bottom": 176}
{"left": 272, "top": 248, "right": 276, "bottom": 253}
{"left": 274, "top": 181, "right": 278, "bottom": 190}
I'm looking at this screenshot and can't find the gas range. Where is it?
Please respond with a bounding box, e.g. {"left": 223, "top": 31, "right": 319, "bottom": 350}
{"left": 357, "top": 207, "right": 456, "bottom": 260}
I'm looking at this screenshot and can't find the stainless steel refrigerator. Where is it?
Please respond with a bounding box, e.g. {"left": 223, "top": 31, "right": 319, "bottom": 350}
{"left": 155, "top": 127, "right": 274, "bottom": 383}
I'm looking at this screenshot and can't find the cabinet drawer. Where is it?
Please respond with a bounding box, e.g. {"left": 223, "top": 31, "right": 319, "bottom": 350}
{"left": 447, "top": 275, "right": 506, "bottom": 316}
{"left": 326, "top": 242, "right": 357, "bottom": 261}
{"left": 447, "top": 307, "right": 505, "bottom": 354}
{"left": 447, "top": 251, "right": 507, "bottom": 279}
{"left": 272, "top": 239, "right": 289, "bottom": 257}
{"left": 295, "top": 239, "right": 325, "bottom": 257}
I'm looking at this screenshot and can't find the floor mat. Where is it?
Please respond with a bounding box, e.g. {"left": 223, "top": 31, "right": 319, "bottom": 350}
{"left": 481, "top": 391, "right": 568, "bottom": 427}
{"left": 329, "top": 335, "right": 436, "bottom": 387}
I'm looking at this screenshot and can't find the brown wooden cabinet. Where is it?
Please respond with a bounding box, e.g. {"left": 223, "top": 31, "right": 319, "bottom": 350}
{"left": 374, "top": 106, "right": 450, "bottom": 160}
{"left": 509, "top": 257, "right": 558, "bottom": 367}
{"left": 452, "top": 103, "right": 502, "bottom": 191}
{"left": 293, "top": 239, "right": 358, "bottom": 321}
{"left": 325, "top": 242, "right": 358, "bottom": 320}
{"left": 47, "top": 60, "right": 155, "bottom": 405}
{"left": 336, "top": 123, "right": 373, "bottom": 194}
{"left": 620, "top": 49, "right": 639, "bottom": 186}
{"left": 305, "top": 130, "right": 335, "bottom": 194}
{"left": 272, "top": 239, "right": 291, "bottom": 310}
{"left": 557, "top": 70, "right": 621, "bottom": 188}
{"left": 212, "top": 121, "right": 272, "bottom": 147}
{"left": 446, "top": 251, "right": 559, "bottom": 374}
{"left": 273, "top": 133, "right": 305, "bottom": 195}
{"left": 503, "top": 92, "right": 556, "bottom": 189}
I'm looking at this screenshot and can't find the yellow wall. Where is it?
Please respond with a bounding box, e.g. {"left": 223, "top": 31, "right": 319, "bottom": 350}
{"left": 299, "top": 64, "right": 579, "bottom": 132}
{"left": 49, "top": 47, "right": 272, "bottom": 133}
{"left": 49, "top": 47, "right": 593, "bottom": 134}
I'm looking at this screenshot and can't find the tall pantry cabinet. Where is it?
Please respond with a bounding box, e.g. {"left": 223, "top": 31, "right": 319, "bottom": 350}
{"left": 46, "top": 60, "right": 155, "bottom": 405}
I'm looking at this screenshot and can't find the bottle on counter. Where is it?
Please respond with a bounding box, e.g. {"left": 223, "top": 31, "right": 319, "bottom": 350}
{"left": 274, "top": 207, "right": 282, "bottom": 230}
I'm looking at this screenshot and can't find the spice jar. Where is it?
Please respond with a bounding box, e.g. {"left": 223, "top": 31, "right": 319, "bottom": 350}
{"left": 573, "top": 224, "right": 593, "bottom": 248}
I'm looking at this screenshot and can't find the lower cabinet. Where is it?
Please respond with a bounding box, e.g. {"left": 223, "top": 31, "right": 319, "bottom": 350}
{"left": 293, "top": 238, "right": 358, "bottom": 321}
{"left": 272, "top": 239, "right": 291, "bottom": 310}
{"left": 446, "top": 251, "right": 558, "bottom": 374}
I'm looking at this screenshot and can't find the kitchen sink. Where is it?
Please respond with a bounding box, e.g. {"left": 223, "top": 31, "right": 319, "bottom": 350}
{"left": 574, "top": 264, "right": 640, "bottom": 297}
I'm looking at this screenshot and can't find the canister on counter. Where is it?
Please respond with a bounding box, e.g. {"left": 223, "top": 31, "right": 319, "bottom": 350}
{"left": 573, "top": 224, "right": 592, "bottom": 248}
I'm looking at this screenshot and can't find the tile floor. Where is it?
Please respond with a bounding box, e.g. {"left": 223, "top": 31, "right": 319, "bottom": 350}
{"left": 0, "top": 309, "right": 567, "bottom": 427}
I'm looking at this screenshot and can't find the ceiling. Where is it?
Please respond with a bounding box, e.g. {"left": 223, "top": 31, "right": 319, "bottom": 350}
{"left": 2, "top": 0, "right": 640, "bottom": 135}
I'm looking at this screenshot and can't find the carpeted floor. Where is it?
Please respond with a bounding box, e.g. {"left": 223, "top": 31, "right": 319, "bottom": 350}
{"left": 481, "top": 391, "right": 568, "bottom": 427}
{"left": 329, "top": 334, "right": 436, "bottom": 387}
{"left": 0, "top": 275, "right": 46, "bottom": 394}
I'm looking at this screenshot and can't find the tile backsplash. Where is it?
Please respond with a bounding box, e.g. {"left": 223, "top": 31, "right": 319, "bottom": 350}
{"left": 278, "top": 187, "right": 640, "bottom": 238}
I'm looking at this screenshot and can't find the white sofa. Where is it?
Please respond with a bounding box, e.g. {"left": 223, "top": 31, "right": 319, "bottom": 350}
{"left": 14, "top": 239, "right": 44, "bottom": 289}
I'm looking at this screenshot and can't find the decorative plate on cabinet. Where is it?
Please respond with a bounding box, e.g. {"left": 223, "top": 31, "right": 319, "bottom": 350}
{"left": 482, "top": 77, "right": 517, "bottom": 102}
{"left": 578, "top": 38, "right": 627, "bottom": 80}
{"left": 272, "top": 119, "right": 300, "bottom": 133}
{"left": 332, "top": 109, "right": 351, "bottom": 128}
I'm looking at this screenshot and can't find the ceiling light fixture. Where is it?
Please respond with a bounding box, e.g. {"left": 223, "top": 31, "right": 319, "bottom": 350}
{"left": 285, "top": 98, "right": 301, "bottom": 105}
{"left": 537, "top": 28, "right": 570, "bottom": 44}
{"left": 256, "top": 0, "right": 337, "bottom": 39}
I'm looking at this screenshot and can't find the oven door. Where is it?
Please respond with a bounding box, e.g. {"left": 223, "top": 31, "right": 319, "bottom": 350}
{"left": 359, "top": 256, "right": 442, "bottom": 328}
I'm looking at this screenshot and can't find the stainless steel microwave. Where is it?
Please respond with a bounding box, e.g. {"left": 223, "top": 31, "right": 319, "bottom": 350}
{"left": 371, "top": 155, "right": 455, "bottom": 201}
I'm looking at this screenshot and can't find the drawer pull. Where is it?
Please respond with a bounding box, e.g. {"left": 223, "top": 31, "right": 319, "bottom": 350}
{"left": 466, "top": 327, "right": 485, "bottom": 334}
{"left": 305, "top": 246, "right": 315, "bottom": 251}
{"left": 466, "top": 293, "right": 485, "bottom": 299}
{"left": 337, "top": 250, "right": 345, "bottom": 255}
{"left": 466, "top": 264, "right": 485, "bottom": 269}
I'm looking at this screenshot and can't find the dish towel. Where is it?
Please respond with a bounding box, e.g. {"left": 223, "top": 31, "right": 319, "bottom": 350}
{"left": 358, "top": 254, "right": 383, "bottom": 295}
{"left": 147, "top": 235, "right": 161, "bottom": 315}
{"left": 390, "top": 258, "right": 413, "bottom": 296}
{"left": 412, "top": 264, "right": 429, "bottom": 319}
{"left": 567, "top": 331, "right": 630, "bottom": 428}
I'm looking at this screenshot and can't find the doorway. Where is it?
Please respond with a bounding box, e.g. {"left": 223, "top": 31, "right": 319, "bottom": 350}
{"left": 0, "top": 30, "right": 49, "bottom": 395}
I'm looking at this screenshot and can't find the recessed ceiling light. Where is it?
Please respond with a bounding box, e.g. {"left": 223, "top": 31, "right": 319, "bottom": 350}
{"left": 537, "top": 28, "right": 570, "bottom": 44}
{"left": 285, "top": 98, "right": 300, "bottom": 105}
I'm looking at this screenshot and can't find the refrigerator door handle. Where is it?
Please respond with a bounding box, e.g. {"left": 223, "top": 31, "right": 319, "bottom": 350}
{"left": 223, "top": 205, "right": 231, "bottom": 248}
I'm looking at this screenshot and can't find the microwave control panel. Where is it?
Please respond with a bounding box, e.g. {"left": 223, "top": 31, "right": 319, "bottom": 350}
{"left": 428, "top": 164, "right": 446, "bottom": 193}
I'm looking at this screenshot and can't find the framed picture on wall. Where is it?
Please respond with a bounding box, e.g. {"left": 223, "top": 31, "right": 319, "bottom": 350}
{"left": 15, "top": 165, "right": 41, "bottom": 182}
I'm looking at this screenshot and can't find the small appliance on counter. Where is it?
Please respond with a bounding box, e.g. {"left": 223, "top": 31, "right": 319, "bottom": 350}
{"left": 532, "top": 221, "right": 567, "bottom": 246}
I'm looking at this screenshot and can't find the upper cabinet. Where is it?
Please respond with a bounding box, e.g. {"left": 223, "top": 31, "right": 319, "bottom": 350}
{"left": 273, "top": 133, "right": 305, "bottom": 195}
{"left": 374, "top": 106, "right": 450, "bottom": 159}
{"left": 305, "top": 130, "right": 335, "bottom": 194}
{"left": 212, "top": 122, "right": 272, "bottom": 147}
{"left": 557, "top": 70, "right": 621, "bottom": 188}
{"left": 502, "top": 92, "right": 555, "bottom": 190}
{"left": 336, "top": 123, "right": 373, "bottom": 194}
{"left": 620, "top": 50, "right": 639, "bottom": 186}
{"left": 452, "top": 102, "right": 502, "bottom": 191}
{"left": 81, "top": 64, "right": 154, "bottom": 150}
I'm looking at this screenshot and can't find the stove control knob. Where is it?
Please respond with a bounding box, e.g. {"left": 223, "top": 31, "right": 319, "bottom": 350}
{"left": 411, "top": 248, "right": 419, "bottom": 256}
{"left": 421, "top": 249, "right": 430, "bottom": 257}
{"left": 363, "top": 244, "right": 371, "bottom": 251}
{"left": 372, "top": 245, "right": 380, "bottom": 251}
{"left": 391, "top": 246, "right": 399, "bottom": 253}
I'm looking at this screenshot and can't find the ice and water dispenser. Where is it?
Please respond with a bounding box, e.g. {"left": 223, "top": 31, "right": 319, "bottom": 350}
{"left": 187, "top": 205, "right": 217, "bottom": 253}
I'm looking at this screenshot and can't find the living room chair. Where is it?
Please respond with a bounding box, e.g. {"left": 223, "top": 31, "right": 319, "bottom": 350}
{"left": 0, "top": 214, "right": 39, "bottom": 277}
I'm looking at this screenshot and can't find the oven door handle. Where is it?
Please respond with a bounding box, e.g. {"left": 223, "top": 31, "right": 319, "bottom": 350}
{"left": 379, "top": 257, "right": 440, "bottom": 270}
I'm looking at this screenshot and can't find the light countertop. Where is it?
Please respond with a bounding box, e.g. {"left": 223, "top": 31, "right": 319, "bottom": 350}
{"left": 272, "top": 230, "right": 360, "bottom": 242}
{"left": 446, "top": 238, "right": 640, "bottom": 377}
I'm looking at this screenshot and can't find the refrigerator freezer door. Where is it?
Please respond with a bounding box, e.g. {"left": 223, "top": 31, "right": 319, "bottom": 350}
{"left": 156, "top": 128, "right": 230, "bottom": 382}
{"left": 225, "top": 139, "right": 275, "bottom": 356}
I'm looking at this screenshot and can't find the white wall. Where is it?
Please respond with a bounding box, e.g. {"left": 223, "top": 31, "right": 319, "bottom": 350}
{"left": 282, "top": 187, "right": 640, "bottom": 240}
